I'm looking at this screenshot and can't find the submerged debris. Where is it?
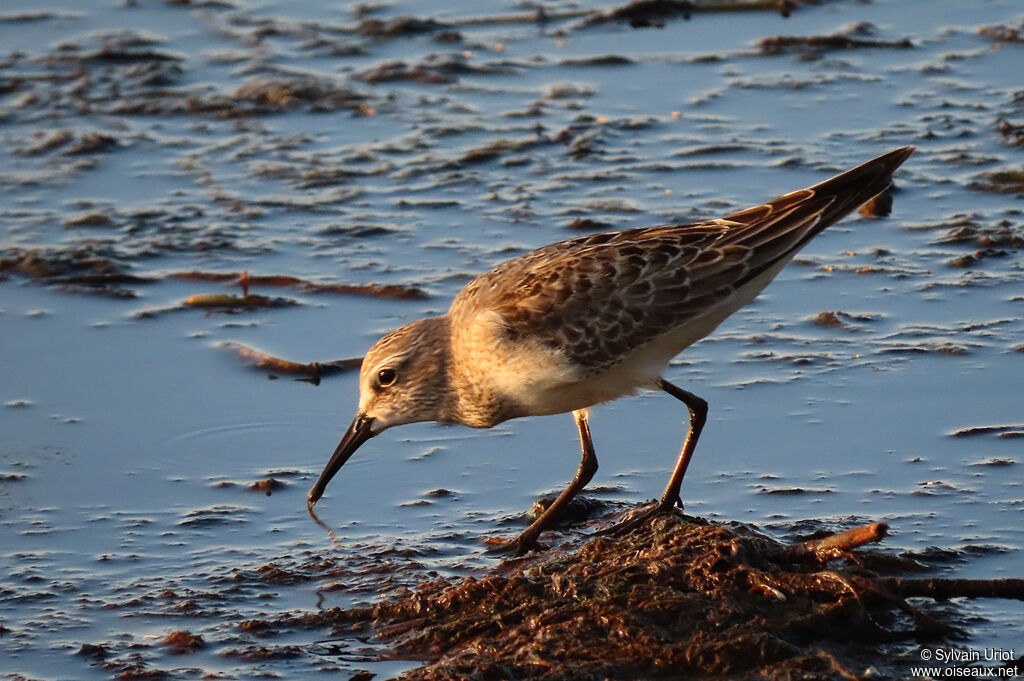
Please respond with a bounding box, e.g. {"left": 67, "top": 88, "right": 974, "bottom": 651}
{"left": 183, "top": 293, "right": 292, "bottom": 309}
{"left": 809, "top": 310, "right": 845, "bottom": 328}
{"left": 133, "top": 293, "right": 298, "bottom": 318}
{"left": 951, "top": 424, "right": 1024, "bottom": 438}
{"left": 0, "top": 252, "right": 428, "bottom": 303}
{"left": 0, "top": 10, "right": 82, "bottom": 22}
{"left": 969, "top": 169, "right": 1024, "bottom": 194}
{"left": 1, "top": 247, "right": 125, "bottom": 280}
{"left": 947, "top": 249, "right": 1008, "bottom": 268}
{"left": 808, "top": 310, "right": 880, "bottom": 329}
{"left": 63, "top": 210, "right": 116, "bottom": 228}
{"left": 358, "top": 16, "right": 448, "bottom": 38}
{"left": 250, "top": 478, "right": 285, "bottom": 495}
{"left": 169, "top": 271, "right": 427, "bottom": 300}
{"left": 232, "top": 77, "right": 368, "bottom": 113}
{"left": 214, "top": 340, "right": 361, "bottom": 378}
{"left": 582, "top": 0, "right": 797, "bottom": 29}
{"left": 327, "top": 515, "right": 1023, "bottom": 681}
{"left": 99, "top": 654, "right": 167, "bottom": 680}
{"left": 996, "top": 119, "right": 1024, "bottom": 147}
{"left": 559, "top": 55, "right": 635, "bottom": 67}
{"left": 0, "top": 247, "right": 147, "bottom": 297}
{"left": 161, "top": 630, "right": 205, "bottom": 654}
{"left": 76, "top": 643, "right": 111, "bottom": 659}
{"left": 759, "top": 30, "right": 913, "bottom": 55}
{"left": 13, "top": 129, "right": 74, "bottom": 156}
{"left": 978, "top": 22, "right": 1024, "bottom": 44}
{"left": 355, "top": 54, "right": 510, "bottom": 85}
{"left": 567, "top": 217, "right": 613, "bottom": 231}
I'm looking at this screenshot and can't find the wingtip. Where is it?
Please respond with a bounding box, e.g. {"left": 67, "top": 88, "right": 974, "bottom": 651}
{"left": 811, "top": 145, "right": 915, "bottom": 192}
{"left": 884, "top": 144, "right": 917, "bottom": 167}
{"left": 893, "top": 144, "right": 916, "bottom": 160}
{"left": 879, "top": 145, "right": 916, "bottom": 170}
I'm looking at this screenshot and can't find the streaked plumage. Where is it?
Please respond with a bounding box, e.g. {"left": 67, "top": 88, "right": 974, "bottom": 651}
{"left": 308, "top": 146, "right": 915, "bottom": 555}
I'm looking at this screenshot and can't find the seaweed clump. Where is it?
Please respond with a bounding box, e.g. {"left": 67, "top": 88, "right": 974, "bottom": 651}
{"left": 344, "top": 515, "right": 1022, "bottom": 680}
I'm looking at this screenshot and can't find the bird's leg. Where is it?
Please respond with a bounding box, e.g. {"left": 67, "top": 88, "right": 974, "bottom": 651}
{"left": 654, "top": 378, "right": 708, "bottom": 508}
{"left": 601, "top": 378, "right": 708, "bottom": 536}
{"left": 488, "top": 409, "right": 598, "bottom": 557}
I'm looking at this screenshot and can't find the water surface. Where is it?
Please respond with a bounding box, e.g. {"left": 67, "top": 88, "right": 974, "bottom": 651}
{"left": 2, "top": 0, "right": 1023, "bottom": 678}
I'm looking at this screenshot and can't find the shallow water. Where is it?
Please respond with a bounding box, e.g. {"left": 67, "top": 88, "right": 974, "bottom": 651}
{"left": 1, "top": 0, "right": 1023, "bottom": 678}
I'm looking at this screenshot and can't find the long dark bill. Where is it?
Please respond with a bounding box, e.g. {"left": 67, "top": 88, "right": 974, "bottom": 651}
{"left": 306, "top": 414, "right": 376, "bottom": 508}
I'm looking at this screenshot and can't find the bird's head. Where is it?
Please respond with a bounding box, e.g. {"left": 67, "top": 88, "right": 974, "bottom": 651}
{"left": 306, "top": 315, "right": 451, "bottom": 507}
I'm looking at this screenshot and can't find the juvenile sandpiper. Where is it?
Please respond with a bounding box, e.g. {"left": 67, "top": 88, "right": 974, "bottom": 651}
{"left": 307, "top": 146, "right": 915, "bottom": 555}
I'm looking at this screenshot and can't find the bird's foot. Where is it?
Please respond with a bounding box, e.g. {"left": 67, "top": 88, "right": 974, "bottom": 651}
{"left": 596, "top": 498, "right": 682, "bottom": 537}
{"left": 484, "top": 533, "right": 547, "bottom": 557}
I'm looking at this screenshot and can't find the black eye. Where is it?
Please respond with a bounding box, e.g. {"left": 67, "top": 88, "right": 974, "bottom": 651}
{"left": 376, "top": 368, "right": 397, "bottom": 387}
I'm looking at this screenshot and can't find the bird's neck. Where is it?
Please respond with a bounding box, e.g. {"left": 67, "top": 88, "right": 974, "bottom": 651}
{"left": 443, "top": 315, "right": 518, "bottom": 429}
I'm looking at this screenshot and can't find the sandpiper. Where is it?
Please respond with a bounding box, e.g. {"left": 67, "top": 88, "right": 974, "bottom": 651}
{"left": 308, "top": 146, "right": 915, "bottom": 555}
